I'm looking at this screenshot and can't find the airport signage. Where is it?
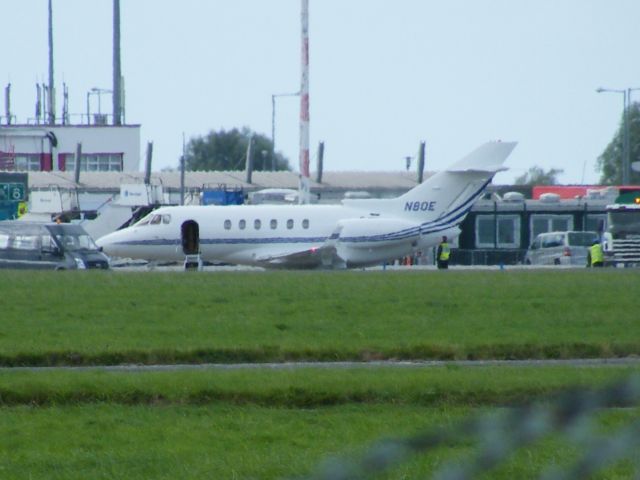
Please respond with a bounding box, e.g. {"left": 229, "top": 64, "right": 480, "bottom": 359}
{"left": 0, "top": 183, "right": 26, "bottom": 202}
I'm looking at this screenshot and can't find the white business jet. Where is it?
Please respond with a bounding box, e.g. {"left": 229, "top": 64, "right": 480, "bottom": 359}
{"left": 96, "top": 141, "right": 516, "bottom": 269}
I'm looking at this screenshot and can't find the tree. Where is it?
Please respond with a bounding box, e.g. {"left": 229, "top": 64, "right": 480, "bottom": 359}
{"left": 514, "top": 166, "right": 564, "bottom": 185}
{"left": 183, "top": 127, "right": 291, "bottom": 171}
{"left": 596, "top": 102, "right": 640, "bottom": 185}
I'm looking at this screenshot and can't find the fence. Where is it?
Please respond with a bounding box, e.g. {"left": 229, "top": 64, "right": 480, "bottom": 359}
{"left": 304, "top": 375, "right": 640, "bottom": 479}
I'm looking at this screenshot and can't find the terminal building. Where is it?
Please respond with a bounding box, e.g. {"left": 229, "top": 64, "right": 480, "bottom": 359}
{"left": 0, "top": 122, "right": 140, "bottom": 173}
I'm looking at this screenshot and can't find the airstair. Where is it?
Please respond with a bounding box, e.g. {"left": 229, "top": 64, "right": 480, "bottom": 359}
{"left": 184, "top": 254, "right": 203, "bottom": 271}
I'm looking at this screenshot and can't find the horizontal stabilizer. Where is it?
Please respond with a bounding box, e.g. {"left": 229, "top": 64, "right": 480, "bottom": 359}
{"left": 446, "top": 141, "right": 517, "bottom": 173}
{"left": 447, "top": 164, "right": 509, "bottom": 174}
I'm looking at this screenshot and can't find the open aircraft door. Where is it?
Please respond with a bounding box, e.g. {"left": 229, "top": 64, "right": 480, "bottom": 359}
{"left": 181, "top": 220, "right": 202, "bottom": 270}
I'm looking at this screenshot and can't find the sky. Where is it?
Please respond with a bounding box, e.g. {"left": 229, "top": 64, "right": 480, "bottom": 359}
{"left": 3, "top": 0, "right": 640, "bottom": 185}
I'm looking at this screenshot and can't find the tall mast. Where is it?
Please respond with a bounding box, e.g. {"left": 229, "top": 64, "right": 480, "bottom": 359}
{"left": 47, "top": 0, "right": 56, "bottom": 124}
{"left": 113, "top": 0, "right": 122, "bottom": 125}
{"left": 298, "top": 0, "right": 311, "bottom": 204}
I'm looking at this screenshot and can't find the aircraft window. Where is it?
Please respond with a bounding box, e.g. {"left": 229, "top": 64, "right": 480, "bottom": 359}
{"left": 224, "top": 219, "right": 232, "bottom": 230}
{"left": 135, "top": 214, "right": 153, "bottom": 226}
{"left": 254, "top": 219, "right": 261, "bottom": 230}
{"left": 150, "top": 215, "right": 162, "bottom": 225}
{"left": 302, "top": 219, "right": 310, "bottom": 229}
{"left": 239, "top": 219, "right": 246, "bottom": 230}
{"left": 286, "top": 219, "right": 294, "bottom": 229}
{"left": 162, "top": 215, "right": 171, "bottom": 224}
{"left": 270, "top": 219, "right": 277, "bottom": 229}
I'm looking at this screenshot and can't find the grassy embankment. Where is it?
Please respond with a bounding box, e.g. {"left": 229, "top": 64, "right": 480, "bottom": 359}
{"left": 0, "top": 269, "right": 639, "bottom": 365}
{"left": 2, "top": 365, "right": 638, "bottom": 407}
{"left": 1, "top": 404, "right": 636, "bottom": 480}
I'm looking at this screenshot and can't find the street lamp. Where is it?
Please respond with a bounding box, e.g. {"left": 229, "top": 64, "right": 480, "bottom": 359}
{"left": 596, "top": 87, "right": 640, "bottom": 184}
{"left": 271, "top": 91, "right": 300, "bottom": 171}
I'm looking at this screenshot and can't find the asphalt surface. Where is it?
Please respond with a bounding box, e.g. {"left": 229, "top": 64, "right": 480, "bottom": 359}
{"left": 2, "top": 358, "right": 639, "bottom": 373}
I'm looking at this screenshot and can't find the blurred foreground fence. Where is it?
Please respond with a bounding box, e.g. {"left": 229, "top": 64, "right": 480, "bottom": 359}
{"left": 302, "top": 375, "right": 640, "bottom": 480}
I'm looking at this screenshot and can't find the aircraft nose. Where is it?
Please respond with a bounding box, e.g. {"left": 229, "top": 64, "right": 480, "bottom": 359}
{"left": 95, "top": 233, "right": 112, "bottom": 249}
{"left": 96, "top": 231, "right": 124, "bottom": 256}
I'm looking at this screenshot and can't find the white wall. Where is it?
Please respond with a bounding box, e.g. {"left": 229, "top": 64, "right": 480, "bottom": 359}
{"left": 0, "top": 125, "right": 141, "bottom": 171}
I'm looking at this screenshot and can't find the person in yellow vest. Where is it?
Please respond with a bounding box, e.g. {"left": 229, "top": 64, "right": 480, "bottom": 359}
{"left": 437, "top": 236, "right": 451, "bottom": 269}
{"left": 17, "top": 202, "right": 28, "bottom": 218}
{"left": 587, "top": 240, "right": 604, "bottom": 268}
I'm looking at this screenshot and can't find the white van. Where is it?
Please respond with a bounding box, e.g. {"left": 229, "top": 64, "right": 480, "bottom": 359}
{"left": 524, "top": 231, "right": 600, "bottom": 266}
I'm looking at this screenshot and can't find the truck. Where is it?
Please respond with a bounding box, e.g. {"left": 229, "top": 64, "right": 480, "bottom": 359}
{"left": 603, "top": 199, "right": 640, "bottom": 267}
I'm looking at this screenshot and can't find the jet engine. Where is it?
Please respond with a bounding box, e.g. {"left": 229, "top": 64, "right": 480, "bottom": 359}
{"left": 331, "top": 217, "right": 421, "bottom": 266}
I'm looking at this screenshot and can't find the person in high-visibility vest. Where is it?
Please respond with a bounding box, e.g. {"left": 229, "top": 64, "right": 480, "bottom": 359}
{"left": 17, "top": 202, "right": 27, "bottom": 218}
{"left": 437, "top": 236, "right": 451, "bottom": 270}
{"left": 587, "top": 240, "right": 604, "bottom": 268}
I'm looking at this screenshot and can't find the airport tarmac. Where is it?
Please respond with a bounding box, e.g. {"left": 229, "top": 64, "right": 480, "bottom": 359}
{"left": 110, "top": 262, "right": 591, "bottom": 272}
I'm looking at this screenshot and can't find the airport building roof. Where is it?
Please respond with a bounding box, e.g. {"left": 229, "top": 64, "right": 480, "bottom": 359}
{"left": 26, "top": 170, "right": 430, "bottom": 198}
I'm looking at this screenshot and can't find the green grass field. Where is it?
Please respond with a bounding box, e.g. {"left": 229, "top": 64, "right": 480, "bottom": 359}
{"left": 1, "top": 269, "right": 639, "bottom": 365}
{"left": 1, "top": 404, "right": 635, "bottom": 480}
{"left": 0, "top": 366, "right": 638, "bottom": 479}
{"left": 1, "top": 269, "right": 640, "bottom": 478}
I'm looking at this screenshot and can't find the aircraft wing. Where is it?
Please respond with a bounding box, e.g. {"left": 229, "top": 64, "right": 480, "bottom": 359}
{"left": 253, "top": 244, "right": 341, "bottom": 269}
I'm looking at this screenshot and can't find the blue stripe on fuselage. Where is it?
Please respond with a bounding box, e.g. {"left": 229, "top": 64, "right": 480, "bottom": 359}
{"left": 112, "top": 178, "right": 492, "bottom": 248}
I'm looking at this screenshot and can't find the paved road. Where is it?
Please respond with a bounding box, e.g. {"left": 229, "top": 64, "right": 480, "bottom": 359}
{"left": 2, "top": 358, "right": 639, "bottom": 373}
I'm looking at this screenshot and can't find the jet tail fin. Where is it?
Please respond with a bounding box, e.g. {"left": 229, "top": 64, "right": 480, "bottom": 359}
{"left": 445, "top": 141, "right": 516, "bottom": 174}
{"left": 391, "top": 141, "right": 517, "bottom": 226}
{"left": 342, "top": 141, "right": 517, "bottom": 228}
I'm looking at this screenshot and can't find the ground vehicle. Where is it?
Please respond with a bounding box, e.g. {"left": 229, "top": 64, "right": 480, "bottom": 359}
{"left": 0, "top": 222, "right": 109, "bottom": 269}
{"left": 524, "top": 231, "right": 600, "bottom": 266}
{"left": 603, "top": 203, "right": 640, "bottom": 267}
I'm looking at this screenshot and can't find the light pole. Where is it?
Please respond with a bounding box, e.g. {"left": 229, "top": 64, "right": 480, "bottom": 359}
{"left": 271, "top": 91, "right": 299, "bottom": 171}
{"left": 86, "top": 87, "right": 113, "bottom": 124}
{"left": 597, "top": 87, "right": 640, "bottom": 184}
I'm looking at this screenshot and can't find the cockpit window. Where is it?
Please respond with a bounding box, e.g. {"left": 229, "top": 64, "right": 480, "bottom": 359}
{"left": 135, "top": 213, "right": 169, "bottom": 227}
{"left": 135, "top": 213, "right": 153, "bottom": 226}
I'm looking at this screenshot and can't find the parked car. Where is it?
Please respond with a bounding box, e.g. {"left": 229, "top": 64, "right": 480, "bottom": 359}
{"left": 0, "top": 221, "right": 110, "bottom": 270}
{"left": 524, "top": 231, "right": 600, "bottom": 266}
